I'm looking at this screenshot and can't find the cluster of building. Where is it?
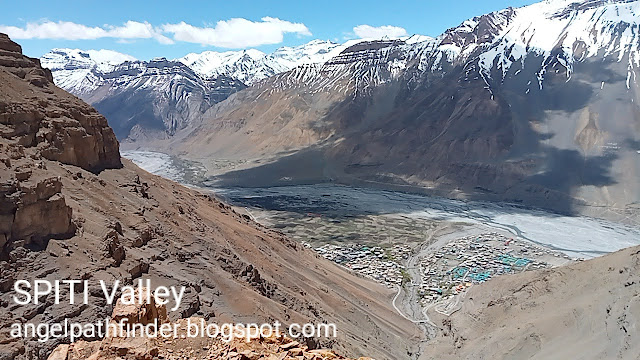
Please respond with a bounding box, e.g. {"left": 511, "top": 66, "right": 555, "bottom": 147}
{"left": 313, "top": 243, "right": 412, "bottom": 287}
{"left": 418, "top": 233, "right": 563, "bottom": 305}
{"left": 305, "top": 232, "right": 573, "bottom": 306}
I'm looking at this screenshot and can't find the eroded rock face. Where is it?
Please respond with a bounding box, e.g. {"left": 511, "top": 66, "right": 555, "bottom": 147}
{"left": 10, "top": 176, "right": 73, "bottom": 244}
{"left": 0, "top": 146, "right": 73, "bottom": 258}
{"left": 0, "top": 33, "right": 121, "bottom": 173}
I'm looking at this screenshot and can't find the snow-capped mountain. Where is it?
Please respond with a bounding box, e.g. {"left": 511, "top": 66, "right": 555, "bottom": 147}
{"left": 39, "top": 54, "right": 246, "bottom": 140}
{"left": 40, "top": 39, "right": 351, "bottom": 101}
{"left": 177, "top": 48, "right": 268, "bottom": 85}
{"left": 41, "top": 36, "right": 431, "bottom": 94}
{"left": 259, "top": 36, "right": 437, "bottom": 89}
{"left": 177, "top": 39, "right": 348, "bottom": 84}
{"left": 264, "top": 40, "right": 348, "bottom": 71}
{"left": 40, "top": 48, "right": 136, "bottom": 97}
{"left": 170, "top": 0, "right": 640, "bottom": 216}
{"left": 266, "top": 36, "right": 438, "bottom": 94}
{"left": 262, "top": 0, "right": 639, "bottom": 95}
{"left": 41, "top": 48, "right": 137, "bottom": 72}
{"left": 419, "top": 0, "right": 640, "bottom": 90}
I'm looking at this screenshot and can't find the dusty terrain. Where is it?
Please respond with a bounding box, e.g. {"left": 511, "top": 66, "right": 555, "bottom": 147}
{"left": 0, "top": 33, "right": 420, "bottom": 360}
{"left": 421, "top": 244, "right": 640, "bottom": 360}
{"left": 47, "top": 244, "right": 640, "bottom": 360}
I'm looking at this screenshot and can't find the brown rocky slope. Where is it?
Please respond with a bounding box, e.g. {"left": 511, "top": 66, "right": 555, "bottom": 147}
{"left": 421, "top": 245, "right": 640, "bottom": 360}
{"left": 0, "top": 34, "right": 420, "bottom": 360}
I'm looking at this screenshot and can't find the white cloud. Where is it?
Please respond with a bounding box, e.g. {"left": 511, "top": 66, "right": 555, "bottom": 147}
{"left": 0, "top": 20, "right": 173, "bottom": 44}
{"left": 108, "top": 21, "right": 174, "bottom": 44}
{"left": 353, "top": 24, "right": 408, "bottom": 39}
{"left": 0, "top": 18, "right": 310, "bottom": 48}
{"left": 0, "top": 21, "right": 109, "bottom": 40}
{"left": 162, "top": 17, "right": 312, "bottom": 48}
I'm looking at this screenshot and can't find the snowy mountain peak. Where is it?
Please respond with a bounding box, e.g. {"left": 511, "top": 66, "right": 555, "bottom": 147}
{"left": 41, "top": 0, "right": 640, "bottom": 102}
{"left": 484, "top": 0, "right": 639, "bottom": 75}
{"left": 404, "top": 34, "right": 435, "bottom": 44}
{"left": 177, "top": 48, "right": 268, "bottom": 83}
{"left": 176, "top": 39, "right": 348, "bottom": 84}
{"left": 415, "top": 0, "right": 640, "bottom": 91}
{"left": 40, "top": 48, "right": 137, "bottom": 97}
{"left": 256, "top": 0, "right": 639, "bottom": 98}
{"left": 267, "top": 39, "right": 347, "bottom": 66}
{"left": 41, "top": 48, "right": 136, "bottom": 72}
{"left": 305, "top": 39, "right": 340, "bottom": 46}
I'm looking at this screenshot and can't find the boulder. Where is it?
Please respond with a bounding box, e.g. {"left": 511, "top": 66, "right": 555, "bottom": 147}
{"left": 110, "top": 287, "right": 168, "bottom": 326}
{"left": 1, "top": 174, "right": 73, "bottom": 257}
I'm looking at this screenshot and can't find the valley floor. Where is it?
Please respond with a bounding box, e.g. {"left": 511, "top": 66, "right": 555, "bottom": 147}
{"left": 123, "top": 150, "right": 640, "bottom": 258}
{"left": 123, "top": 150, "right": 640, "bottom": 354}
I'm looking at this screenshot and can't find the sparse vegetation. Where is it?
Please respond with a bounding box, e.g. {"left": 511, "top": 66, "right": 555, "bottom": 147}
{"left": 400, "top": 269, "right": 412, "bottom": 286}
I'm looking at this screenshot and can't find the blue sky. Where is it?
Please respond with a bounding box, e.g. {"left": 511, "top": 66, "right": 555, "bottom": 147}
{"left": 0, "top": 0, "right": 538, "bottom": 60}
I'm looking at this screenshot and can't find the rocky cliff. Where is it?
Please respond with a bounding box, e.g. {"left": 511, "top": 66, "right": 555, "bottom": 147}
{"left": 0, "top": 34, "right": 120, "bottom": 172}
{"left": 0, "top": 33, "right": 121, "bottom": 260}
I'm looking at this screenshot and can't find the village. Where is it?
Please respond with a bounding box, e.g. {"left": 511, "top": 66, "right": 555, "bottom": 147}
{"left": 417, "top": 232, "right": 574, "bottom": 305}
{"left": 307, "top": 232, "right": 576, "bottom": 307}
{"left": 310, "top": 243, "right": 413, "bottom": 287}
{"left": 225, "top": 189, "right": 584, "bottom": 307}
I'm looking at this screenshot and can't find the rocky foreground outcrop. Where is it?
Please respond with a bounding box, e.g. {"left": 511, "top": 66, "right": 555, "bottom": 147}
{"left": 0, "top": 33, "right": 120, "bottom": 172}
{"left": 0, "top": 33, "right": 121, "bottom": 259}
{"left": 47, "top": 288, "right": 368, "bottom": 360}
{"left": 0, "top": 170, "right": 73, "bottom": 256}
{"left": 0, "top": 33, "right": 418, "bottom": 360}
